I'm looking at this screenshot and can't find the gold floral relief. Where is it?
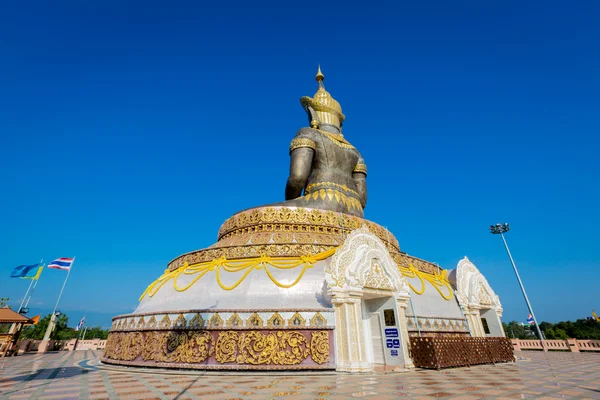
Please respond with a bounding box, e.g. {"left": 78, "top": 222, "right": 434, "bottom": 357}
{"left": 236, "top": 331, "right": 309, "bottom": 365}
{"left": 141, "top": 331, "right": 169, "bottom": 362}
{"left": 310, "top": 331, "right": 330, "bottom": 364}
{"left": 251, "top": 232, "right": 272, "bottom": 245}
{"left": 167, "top": 331, "right": 214, "bottom": 363}
{"left": 215, "top": 331, "right": 239, "bottom": 363}
{"left": 237, "top": 331, "right": 279, "bottom": 364}
{"left": 118, "top": 332, "right": 143, "bottom": 361}
{"left": 274, "top": 331, "right": 310, "bottom": 365}
{"left": 273, "top": 232, "right": 294, "bottom": 244}
{"left": 105, "top": 329, "right": 331, "bottom": 367}
{"left": 104, "top": 333, "right": 119, "bottom": 359}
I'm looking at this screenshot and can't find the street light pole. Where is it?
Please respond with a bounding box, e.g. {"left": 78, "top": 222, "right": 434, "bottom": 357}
{"left": 490, "top": 223, "right": 545, "bottom": 347}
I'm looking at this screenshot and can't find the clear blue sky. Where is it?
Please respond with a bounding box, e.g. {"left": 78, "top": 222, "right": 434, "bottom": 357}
{"left": 1, "top": 1, "right": 598, "bottom": 328}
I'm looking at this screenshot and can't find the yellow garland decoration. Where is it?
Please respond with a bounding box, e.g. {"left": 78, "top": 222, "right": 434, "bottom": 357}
{"left": 400, "top": 264, "right": 454, "bottom": 301}
{"left": 139, "top": 248, "right": 454, "bottom": 301}
{"left": 140, "top": 248, "right": 337, "bottom": 300}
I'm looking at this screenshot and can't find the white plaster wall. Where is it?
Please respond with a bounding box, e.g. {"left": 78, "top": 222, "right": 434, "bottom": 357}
{"left": 480, "top": 307, "right": 503, "bottom": 337}
{"left": 405, "top": 276, "right": 464, "bottom": 319}
{"left": 134, "top": 259, "right": 333, "bottom": 313}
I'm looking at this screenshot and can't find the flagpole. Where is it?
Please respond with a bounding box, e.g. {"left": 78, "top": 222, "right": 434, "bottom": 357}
{"left": 18, "top": 279, "right": 35, "bottom": 313}
{"left": 24, "top": 265, "right": 44, "bottom": 309}
{"left": 18, "top": 259, "right": 42, "bottom": 312}
{"left": 77, "top": 316, "right": 86, "bottom": 339}
{"left": 43, "top": 257, "right": 75, "bottom": 341}
{"left": 51, "top": 257, "right": 75, "bottom": 316}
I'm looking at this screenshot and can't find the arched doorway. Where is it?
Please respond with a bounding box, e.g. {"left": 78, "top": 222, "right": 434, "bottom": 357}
{"left": 325, "top": 227, "right": 414, "bottom": 372}
{"left": 452, "top": 257, "right": 505, "bottom": 337}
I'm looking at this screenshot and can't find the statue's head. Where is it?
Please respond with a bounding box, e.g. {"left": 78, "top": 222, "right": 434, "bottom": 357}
{"left": 300, "top": 67, "right": 345, "bottom": 132}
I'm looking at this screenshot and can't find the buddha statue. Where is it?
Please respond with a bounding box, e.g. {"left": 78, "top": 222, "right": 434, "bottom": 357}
{"left": 278, "top": 67, "right": 367, "bottom": 218}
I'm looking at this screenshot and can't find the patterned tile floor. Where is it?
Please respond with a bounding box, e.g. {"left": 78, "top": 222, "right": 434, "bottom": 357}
{"left": 0, "top": 351, "right": 599, "bottom": 399}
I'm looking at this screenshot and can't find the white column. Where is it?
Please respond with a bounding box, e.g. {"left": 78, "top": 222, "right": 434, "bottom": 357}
{"left": 395, "top": 294, "right": 415, "bottom": 369}
{"left": 495, "top": 307, "right": 506, "bottom": 337}
{"left": 330, "top": 287, "right": 371, "bottom": 373}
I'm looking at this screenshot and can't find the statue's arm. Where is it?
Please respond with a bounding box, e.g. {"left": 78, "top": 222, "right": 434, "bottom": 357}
{"left": 285, "top": 138, "right": 316, "bottom": 200}
{"left": 353, "top": 158, "right": 368, "bottom": 208}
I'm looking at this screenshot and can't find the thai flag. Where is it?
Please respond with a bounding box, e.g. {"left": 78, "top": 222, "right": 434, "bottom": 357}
{"left": 48, "top": 257, "right": 74, "bottom": 271}
{"left": 75, "top": 316, "right": 85, "bottom": 332}
{"left": 527, "top": 314, "right": 534, "bottom": 325}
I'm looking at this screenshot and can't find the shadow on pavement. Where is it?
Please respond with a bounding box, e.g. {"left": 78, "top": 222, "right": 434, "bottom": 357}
{"left": 9, "top": 366, "right": 87, "bottom": 382}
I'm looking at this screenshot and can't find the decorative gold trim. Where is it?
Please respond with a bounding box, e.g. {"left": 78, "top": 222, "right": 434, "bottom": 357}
{"left": 305, "top": 182, "right": 359, "bottom": 197}
{"left": 159, "top": 315, "right": 171, "bottom": 329}
{"left": 112, "top": 308, "right": 334, "bottom": 320}
{"left": 309, "top": 312, "right": 327, "bottom": 327}
{"left": 246, "top": 313, "right": 264, "bottom": 328}
{"left": 147, "top": 316, "right": 157, "bottom": 329}
{"left": 189, "top": 313, "right": 204, "bottom": 328}
{"left": 226, "top": 313, "right": 243, "bottom": 327}
{"left": 288, "top": 312, "right": 306, "bottom": 327}
{"left": 302, "top": 189, "right": 362, "bottom": 211}
{"left": 215, "top": 207, "right": 398, "bottom": 249}
{"left": 208, "top": 313, "right": 223, "bottom": 328}
{"left": 289, "top": 137, "right": 316, "bottom": 153}
{"left": 267, "top": 313, "right": 284, "bottom": 327}
{"left": 174, "top": 314, "right": 186, "bottom": 328}
{"left": 317, "top": 129, "right": 354, "bottom": 149}
{"left": 353, "top": 163, "right": 367, "bottom": 175}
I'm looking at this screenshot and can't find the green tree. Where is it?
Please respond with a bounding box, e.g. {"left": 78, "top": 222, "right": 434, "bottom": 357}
{"left": 503, "top": 321, "right": 532, "bottom": 339}
{"left": 20, "top": 313, "right": 74, "bottom": 340}
{"left": 83, "top": 326, "right": 109, "bottom": 339}
{"left": 505, "top": 319, "right": 600, "bottom": 340}
{"left": 0, "top": 298, "right": 10, "bottom": 308}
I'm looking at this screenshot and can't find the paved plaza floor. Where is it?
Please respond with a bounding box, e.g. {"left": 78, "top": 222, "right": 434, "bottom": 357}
{"left": 0, "top": 351, "right": 599, "bottom": 399}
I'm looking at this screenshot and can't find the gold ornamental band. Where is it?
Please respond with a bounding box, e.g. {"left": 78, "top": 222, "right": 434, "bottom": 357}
{"left": 289, "top": 137, "right": 317, "bottom": 153}
{"left": 353, "top": 163, "right": 367, "bottom": 175}
{"left": 305, "top": 181, "right": 360, "bottom": 197}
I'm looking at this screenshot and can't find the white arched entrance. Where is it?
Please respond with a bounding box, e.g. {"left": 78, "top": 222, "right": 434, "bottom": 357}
{"left": 325, "top": 227, "right": 414, "bottom": 373}
{"left": 453, "top": 257, "right": 505, "bottom": 337}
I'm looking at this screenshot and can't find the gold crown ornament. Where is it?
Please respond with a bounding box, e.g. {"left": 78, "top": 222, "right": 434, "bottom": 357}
{"left": 300, "top": 66, "right": 345, "bottom": 130}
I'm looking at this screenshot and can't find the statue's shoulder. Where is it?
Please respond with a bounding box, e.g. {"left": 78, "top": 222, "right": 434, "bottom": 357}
{"left": 289, "top": 127, "right": 318, "bottom": 153}
{"left": 295, "top": 127, "right": 319, "bottom": 139}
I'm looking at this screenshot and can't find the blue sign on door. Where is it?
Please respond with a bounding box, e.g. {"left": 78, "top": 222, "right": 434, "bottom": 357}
{"left": 384, "top": 328, "right": 398, "bottom": 337}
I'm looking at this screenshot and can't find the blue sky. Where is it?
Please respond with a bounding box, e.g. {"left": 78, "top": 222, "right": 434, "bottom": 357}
{"left": 1, "top": 1, "right": 599, "bottom": 328}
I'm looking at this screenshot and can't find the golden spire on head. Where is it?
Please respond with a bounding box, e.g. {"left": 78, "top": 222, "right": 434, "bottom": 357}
{"left": 316, "top": 65, "right": 324, "bottom": 83}
{"left": 300, "top": 66, "right": 345, "bottom": 130}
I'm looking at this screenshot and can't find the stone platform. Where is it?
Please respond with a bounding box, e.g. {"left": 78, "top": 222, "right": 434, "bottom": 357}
{"left": 1, "top": 351, "right": 600, "bottom": 399}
